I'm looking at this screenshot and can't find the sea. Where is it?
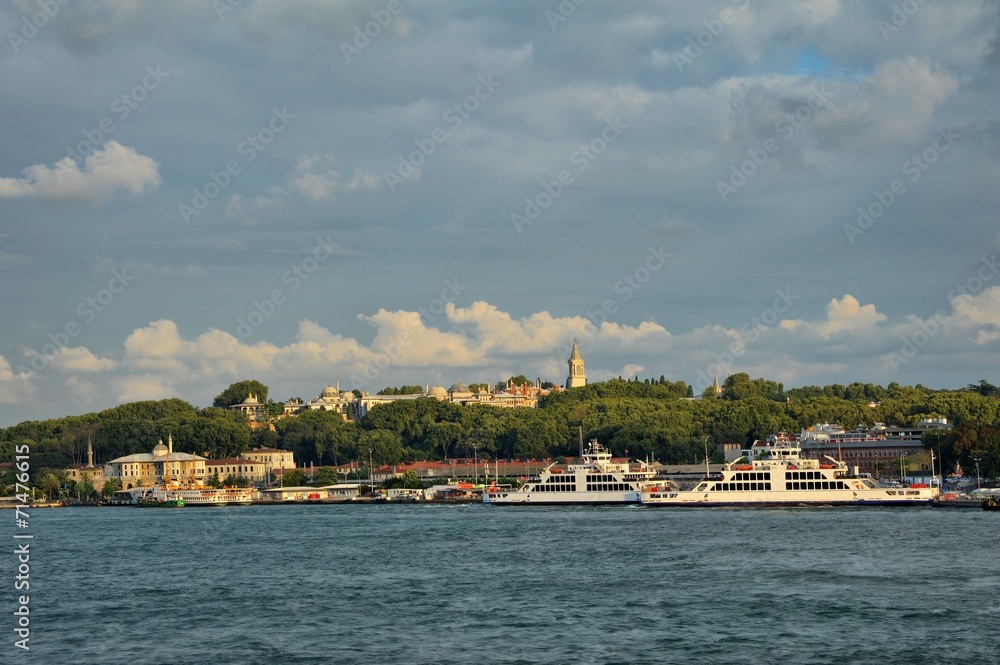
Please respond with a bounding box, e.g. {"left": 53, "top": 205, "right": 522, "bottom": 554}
{"left": 12, "top": 504, "right": 1000, "bottom": 665}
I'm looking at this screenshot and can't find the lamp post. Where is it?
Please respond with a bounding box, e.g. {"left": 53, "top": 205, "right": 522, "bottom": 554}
{"left": 974, "top": 456, "right": 982, "bottom": 490}
{"left": 473, "top": 443, "right": 479, "bottom": 484}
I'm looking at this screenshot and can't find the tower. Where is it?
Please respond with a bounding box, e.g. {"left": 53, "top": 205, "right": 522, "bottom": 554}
{"left": 566, "top": 338, "right": 587, "bottom": 389}
{"left": 713, "top": 373, "right": 723, "bottom": 396}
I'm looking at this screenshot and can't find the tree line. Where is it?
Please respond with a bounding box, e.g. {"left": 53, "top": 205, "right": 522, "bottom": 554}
{"left": 3, "top": 374, "right": 999, "bottom": 496}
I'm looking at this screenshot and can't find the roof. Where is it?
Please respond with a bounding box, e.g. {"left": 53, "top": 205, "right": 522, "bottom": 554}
{"left": 109, "top": 452, "right": 207, "bottom": 464}
{"left": 207, "top": 458, "right": 266, "bottom": 466}
{"left": 245, "top": 447, "right": 292, "bottom": 454}
{"left": 569, "top": 338, "right": 582, "bottom": 360}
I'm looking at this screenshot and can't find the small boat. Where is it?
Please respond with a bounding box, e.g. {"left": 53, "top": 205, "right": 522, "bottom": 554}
{"left": 983, "top": 497, "right": 1000, "bottom": 511}
{"left": 136, "top": 491, "right": 185, "bottom": 508}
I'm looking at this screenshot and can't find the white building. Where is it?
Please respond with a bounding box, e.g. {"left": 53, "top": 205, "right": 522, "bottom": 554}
{"left": 106, "top": 435, "right": 208, "bottom": 489}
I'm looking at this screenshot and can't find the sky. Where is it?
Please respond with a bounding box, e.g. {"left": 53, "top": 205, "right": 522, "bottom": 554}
{"left": 0, "top": 0, "right": 999, "bottom": 426}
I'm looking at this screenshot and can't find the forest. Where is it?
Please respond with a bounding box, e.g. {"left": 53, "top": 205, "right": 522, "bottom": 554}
{"left": 3, "top": 374, "right": 1000, "bottom": 497}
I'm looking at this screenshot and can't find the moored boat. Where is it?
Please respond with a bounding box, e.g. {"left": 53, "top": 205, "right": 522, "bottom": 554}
{"left": 483, "top": 438, "right": 668, "bottom": 505}
{"left": 640, "top": 440, "right": 939, "bottom": 507}
{"left": 136, "top": 491, "right": 185, "bottom": 508}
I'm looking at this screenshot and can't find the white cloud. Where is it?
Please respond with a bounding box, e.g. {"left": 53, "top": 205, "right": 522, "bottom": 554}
{"left": 780, "top": 295, "right": 887, "bottom": 338}
{"left": 0, "top": 142, "right": 160, "bottom": 203}
{"left": 287, "top": 153, "right": 381, "bottom": 200}
{"left": 0, "top": 355, "right": 34, "bottom": 405}
{"left": 49, "top": 347, "right": 118, "bottom": 373}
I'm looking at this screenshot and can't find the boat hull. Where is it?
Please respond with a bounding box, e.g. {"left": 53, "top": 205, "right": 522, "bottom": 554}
{"left": 641, "top": 487, "right": 937, "bottom": 507}
{"left": 484, "top": 490, "right": 643, "bottom": 505}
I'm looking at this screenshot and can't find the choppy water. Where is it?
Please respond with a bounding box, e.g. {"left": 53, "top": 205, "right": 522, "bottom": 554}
{"left": 13, "top": 504, "right": 1000, "bottom": 664}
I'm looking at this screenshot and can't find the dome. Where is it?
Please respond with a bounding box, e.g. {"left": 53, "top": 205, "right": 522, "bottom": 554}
{"left": 448, "top": 381, "right": 469, "bottom": 393}
{"left": 152, "top": 441, "right": 168, "bottom": 457}
{"left": 428, "top": 385, "right": 448, "bottom": 400}
{"left": 321, "top": 385, "right": 338, "bottom": 398}
{"left": 340, "top": 392, "right": 354, "bottom": 400}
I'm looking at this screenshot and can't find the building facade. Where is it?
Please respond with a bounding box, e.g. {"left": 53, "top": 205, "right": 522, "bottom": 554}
{"left": 105, "top": 435, "right": 208, "bottom": 489}
{"left": 240, "top": 447, "right": 296, "bottom": 471}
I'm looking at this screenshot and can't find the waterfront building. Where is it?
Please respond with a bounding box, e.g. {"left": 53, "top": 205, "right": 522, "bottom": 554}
{"left": 260, "top": 483, "right": 361, "bottom": 502}
{"left": 241, "top": 446, "right": 296, "bottom": 471}
{"left": 566, "top": 338, "right": 586, "bottom": 388}
{"left": 206, "top": 457, "right": 268, "bottom": 485}
{"left": 64, "top": 438, "right": 106, "bottom": 486}
{"left": 105, "top": 434, "right": 208, "bottom": 489}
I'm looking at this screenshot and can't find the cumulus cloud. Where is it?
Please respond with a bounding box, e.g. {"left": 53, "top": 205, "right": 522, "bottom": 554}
{"left": 0, "top": 354, "right": 34, "bottom": 405}
{"left": 780, "top": 295, "right": 887, "bottom": 338}
{"left": 48, "top": 347, "right": 118, "bottom": 373}
{"left": 0, "top": 142, "right": 160, "bottom": 203}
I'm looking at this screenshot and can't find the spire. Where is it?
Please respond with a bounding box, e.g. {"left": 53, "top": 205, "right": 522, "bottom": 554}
{"left": 570, "top": 338, "right": 582, "bottom": 360}
{"left": 713, "top": 373, "right": 722, "bottom": 395}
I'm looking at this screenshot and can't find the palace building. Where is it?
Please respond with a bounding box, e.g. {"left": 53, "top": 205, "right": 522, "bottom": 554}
{"left": 105, "top": 435, "right": 208, "bottom": 489}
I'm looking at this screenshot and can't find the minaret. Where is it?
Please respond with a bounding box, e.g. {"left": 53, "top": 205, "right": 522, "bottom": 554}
{"left": 566, "top": 338, "right": 587, "bottom": 389}
{"left": 86, "top": 437, "right": 94, "bottom": 468}
{"left": 168, "top": 433, "right": 174, "bottom": 454}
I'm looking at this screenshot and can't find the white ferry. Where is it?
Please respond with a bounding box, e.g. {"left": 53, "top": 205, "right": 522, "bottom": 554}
{"left": 483, "top": 438, "right": 667, "bottom": 505}
{"left": 132, "top": 486, "right": 255, "bottom": 507}
{"left": 640, "top": 440, "right": 939, "bottom": 507}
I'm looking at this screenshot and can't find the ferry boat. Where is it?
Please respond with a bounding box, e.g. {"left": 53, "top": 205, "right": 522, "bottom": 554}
{"left": 483, "top": 438, "right": 667, "bottom": 505}
{"left": 640, "top": 440, "right": 939, "bottom": 507}
{"left": 130, "top": 486, "right": 255, "bottom": 507}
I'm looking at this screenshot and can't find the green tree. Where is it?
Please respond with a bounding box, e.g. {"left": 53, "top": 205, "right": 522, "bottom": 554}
{"left": 207, "top": 472, "right": 222, "bottom": 488}
{"left": 101, "top": 477, "right": 122, "bottom": 497}
{"left": 38, "top": 473, "right": 60, "bottom": 501}
{"left": 312, "top": 466, "right": 341, "bottom": 486}
{"left": 213, "top": 380, "right": 269, "bottom": 408}
{"left": 281, "top": 469, "right": 306, "bottom": 486}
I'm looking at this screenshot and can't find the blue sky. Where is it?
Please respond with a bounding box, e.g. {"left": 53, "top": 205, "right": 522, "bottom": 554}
{"left": 1, "top": 0, "right": 999, "bottom": 426}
